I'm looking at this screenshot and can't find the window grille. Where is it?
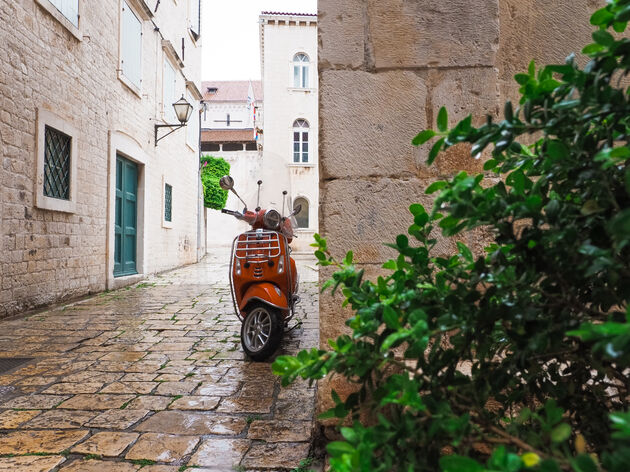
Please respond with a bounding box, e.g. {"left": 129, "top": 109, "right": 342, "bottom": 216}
{"left": 165, "top": 183, "right": 172, "bottom": 222}
{"left": 43, "top": 126, "right": 71, "bottom": 200}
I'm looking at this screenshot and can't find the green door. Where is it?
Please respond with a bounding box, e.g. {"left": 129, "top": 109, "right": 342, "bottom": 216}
{"left": 114, "top": 155, "right": 138, "bottom": 277}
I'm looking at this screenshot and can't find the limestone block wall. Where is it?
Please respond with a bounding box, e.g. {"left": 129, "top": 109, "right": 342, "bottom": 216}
{"left": 0, "top": 0, "right": 202, "bottom": 318}
{"left": 318, "top": 0, "right": 602, "bottom": 414}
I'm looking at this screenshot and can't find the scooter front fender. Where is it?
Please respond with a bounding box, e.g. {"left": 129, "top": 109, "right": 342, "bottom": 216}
{"left": 239, "top": 282, "right": 288, "bottom": 313}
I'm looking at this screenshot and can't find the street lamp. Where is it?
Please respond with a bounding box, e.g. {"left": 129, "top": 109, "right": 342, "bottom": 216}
{"left": 155, "top": 95, "right": 194, "bottom": 146}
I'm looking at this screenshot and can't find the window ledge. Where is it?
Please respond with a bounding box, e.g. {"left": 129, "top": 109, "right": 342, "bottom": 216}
{"left": 289, "top": 163, "right": 315, "bottom": 168}
{"left": 118, "top": 71, "right": 142, "bottom": 98}
{"left": 288, "top": 87, "right": 316, "bottom": 93}
{"left": 36, "top": 0, "right": 82, "bottom": 41}
{"left": 162, "top": 220, "right": 174, "bottom": 229}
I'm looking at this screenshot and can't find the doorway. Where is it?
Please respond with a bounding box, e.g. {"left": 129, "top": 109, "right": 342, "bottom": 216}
{"left": 114, "top": 154, "right": 138, "bottom": 277}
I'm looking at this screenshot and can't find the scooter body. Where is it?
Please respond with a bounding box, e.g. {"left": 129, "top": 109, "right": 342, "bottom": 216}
{"left": 230, "top": 228, "right": 298, "bottom": 319}
{"left": 220, "top": 176, "right": 302, "bottom": 361}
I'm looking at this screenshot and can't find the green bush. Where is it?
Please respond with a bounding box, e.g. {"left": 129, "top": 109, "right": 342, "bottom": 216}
{"left": 200, "top": 155, "right": 230, "bottom": 210}
{"left": 273, "top": 2, "right": 630, "bottom": 471}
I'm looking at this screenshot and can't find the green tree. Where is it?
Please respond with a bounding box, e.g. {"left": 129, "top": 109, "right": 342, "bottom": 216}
{"left": 200, "top": 155, "right": 230, "bottom": 210}
{"left": 273, "top": 1, "right": 630, "bottom": 470}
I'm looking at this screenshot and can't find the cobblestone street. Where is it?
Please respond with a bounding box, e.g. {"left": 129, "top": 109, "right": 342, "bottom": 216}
{"left": 0, "top": 252, "right": 319, "bottom": 472}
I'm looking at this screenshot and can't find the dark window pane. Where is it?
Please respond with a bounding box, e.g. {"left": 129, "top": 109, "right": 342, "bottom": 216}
{"left": 43, "top": 126, "right": 71, "bottom": 200}
{"left": 302, "top": 131, "right": 308, "bottom": 141}
{"left": 294, "top": 132, "right": 300, "bottom": 141}
{"left": 294, "top": 152, "right": 300, "bottom": 163}
{"left": 201, "top": 143, "right": 220, "bottom": 152}
{"left": 294, "top": 197, "right": 309, "bottom": 228}
{"left": 245, "top": 142, "right": 258, "bottom": 151}
{"left": 223, "top": 142, "right": 244, "bottom": 151}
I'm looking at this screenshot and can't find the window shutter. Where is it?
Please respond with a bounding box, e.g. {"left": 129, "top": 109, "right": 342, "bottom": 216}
{"left": 122, "top": 1, "right": 142, "bottom": 89}
{"left": 49, "top": 0, "right": 79, "bottom": 27}
{"left": 190, "top": 0, "right": 201, "bottom": 36}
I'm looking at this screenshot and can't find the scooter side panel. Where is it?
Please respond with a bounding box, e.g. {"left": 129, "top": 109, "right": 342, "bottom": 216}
{"left": 238, "top": 282, "right": 289, "bottom": 312}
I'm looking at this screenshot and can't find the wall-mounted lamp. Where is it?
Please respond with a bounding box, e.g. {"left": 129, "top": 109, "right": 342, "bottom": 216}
{"left": 155, "top": 95, "right": 193, "bottom": 146}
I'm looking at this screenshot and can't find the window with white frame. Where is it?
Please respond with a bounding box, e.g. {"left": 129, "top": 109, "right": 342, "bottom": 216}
{"left": 48, "top": 0, "right": 79, "bottom": 27}
{"left": 163, "top": 59, "right": 176, "bottom": 122}
{"left": 293, "top": 119, "right": 309, "bottom": 163}
{"left": 35, "top": 108, "right": 78, "bottom": 213}
{"left": 186, "top": 90, "right": 197, "bottom": 148}
{"left": 120, "top": 0, "right": 142, "bottom": 90}
{"left": 293, "top": 53, "right": 309, "bottom": 88}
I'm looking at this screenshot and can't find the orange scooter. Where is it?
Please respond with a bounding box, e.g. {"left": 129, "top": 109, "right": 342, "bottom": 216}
{"left": 219, "top": 176, "right": 301, "bottom": 361}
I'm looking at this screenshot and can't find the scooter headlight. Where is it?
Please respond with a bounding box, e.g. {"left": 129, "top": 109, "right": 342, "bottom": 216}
{"left": 263, "top": 209, "right": 281, "bottom": 230}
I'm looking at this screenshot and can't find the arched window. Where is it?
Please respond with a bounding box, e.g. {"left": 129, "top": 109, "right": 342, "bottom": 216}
{"left": 294, "top": 197, "right": 309, "bottom": 229}
{"left": 293, "top": 53, "right": 309, "bottom": 88}
{"left": 293, "top": 119, "right": 309, "bottom": 163}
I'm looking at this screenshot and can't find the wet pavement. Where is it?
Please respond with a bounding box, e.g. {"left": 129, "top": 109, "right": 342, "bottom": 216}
{"left": 0, "top": 250, "right": 320, "bottom": 471}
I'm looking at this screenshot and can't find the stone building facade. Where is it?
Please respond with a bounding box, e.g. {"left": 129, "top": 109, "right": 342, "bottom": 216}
{"left": 0, "top": 0, "right": 203, "bottom": 318}
{"left": 259, "top": 12, "right": 318, "bottom": 253}
{"left": 317, "top": 0, "right": 603, "bottom": 413}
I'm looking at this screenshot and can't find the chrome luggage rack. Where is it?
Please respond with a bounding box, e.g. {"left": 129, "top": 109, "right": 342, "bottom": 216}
{"left": 234, "top": 230, "right": 281, "bottom": 262}
{"left": 228, "top": 229, "right": 297, "bottom": 325}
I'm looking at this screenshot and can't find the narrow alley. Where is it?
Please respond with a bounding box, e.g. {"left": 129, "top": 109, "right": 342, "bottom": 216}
{"left": 0, "top": 252, "right": 319, "bottom": 472}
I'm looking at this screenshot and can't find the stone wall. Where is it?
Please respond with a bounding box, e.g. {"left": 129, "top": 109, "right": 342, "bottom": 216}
{"left": 317, "top": 0, "right": 602, "bottom": 415}
{"left": 0, "top": 0, "right": 202, "bottom": 318}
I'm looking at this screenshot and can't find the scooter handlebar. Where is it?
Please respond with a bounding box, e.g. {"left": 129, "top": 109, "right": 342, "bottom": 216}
{"left": 221, "top": 209, "right": 243, "bottom": 218}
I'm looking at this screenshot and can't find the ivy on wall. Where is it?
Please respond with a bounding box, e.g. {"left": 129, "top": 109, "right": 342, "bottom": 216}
{"left": 200, "top": 155, "right": 230, "bottom": 210}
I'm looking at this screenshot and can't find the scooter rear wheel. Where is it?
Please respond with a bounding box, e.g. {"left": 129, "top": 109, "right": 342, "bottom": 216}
{"left": 241, "top": 302, "right": 283, "bottom": 361}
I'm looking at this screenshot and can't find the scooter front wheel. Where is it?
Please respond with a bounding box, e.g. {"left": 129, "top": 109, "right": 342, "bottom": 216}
{"left": 241, "top": 303, "right": 283, "bottom": 361}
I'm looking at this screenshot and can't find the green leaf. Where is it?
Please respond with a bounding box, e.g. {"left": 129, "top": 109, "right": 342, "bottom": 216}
{"left": 483, "top": 159, "right": 497, "bottom": 170}
{"left": 437, "top": 107, "right": 448, "bottom": 132}
{"left": 504, "top": 100, "right": 514, "bottom": 121}
{"left": 409, "top": 203, "right": 426, "bottom": 216}
{"left": 396, "top": 234, "right": 409, "bottom": 248}
{"left": 326, "top": 441, "right": 355, "bottom": 457}
{"left": 613, "top": 21, "right": 627, "bottom": 33}
{"left": 551, "top": 423, "right": 571, "bottom": 443}
{"left": 528, "top": 60, "right": 536, "bottom": 77}
{"left": 428, "top": 137, "right": 446, "bottom": 165}
{"left": 593, "top": 29, "right": 614, "bottom": 47}
{"left": 382, "top": 260, "right": 397, "bottom": 270}
{"left": 383, "top": 306, "right": 400, "bottom": 330}
{"left": 615, "top": 4, "right": 630, "bottom": 22}
{"left": 570, "top": 455, "right": 598, "bottom": 472}
{"left": 547, "top": 140, "right": 568, "bottom": 159}
{"left": 343, "top": 251, "right": 353, "bottom": 265}
{"left": 340, "top": 427, "right": 358, "bottom": 444}
{"left": 440, "top": 455, "right": 484, "bottom": 472}
{"left": 590, "top": 8, "right": 614, "bottom": 26}
{"left": 412, "top": 129, "right": 437, "bottom": 146}
{"left": 582, "top": 43, "right": 605, "bottom": 54}
{"left": 514, "top": 73, "right": 530, "bottom": 85}
{"left": 457, "top": 242, "right": 473, "bottom": 263}
{"left": 381, "top": 331, "right": 410, "bottom": 351}
{"left": 426, "top": 181, "right": 448, "bottom": 194}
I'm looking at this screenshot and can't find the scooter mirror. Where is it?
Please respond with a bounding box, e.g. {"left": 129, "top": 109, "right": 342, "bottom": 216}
{"left": 219, "top": 175, "right": 234, "bottom": 191}
{"left": 292, "top": 204, "right": 302, "bottom": 216}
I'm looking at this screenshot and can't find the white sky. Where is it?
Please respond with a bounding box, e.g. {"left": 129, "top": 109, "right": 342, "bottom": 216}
{"left": 201, "top": 0, "right": 317, "bottom": 81}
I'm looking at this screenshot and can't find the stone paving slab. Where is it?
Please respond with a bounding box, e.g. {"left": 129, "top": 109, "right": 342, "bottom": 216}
{"left": 0, "top": 253, "right": 319, "bottom": 471}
